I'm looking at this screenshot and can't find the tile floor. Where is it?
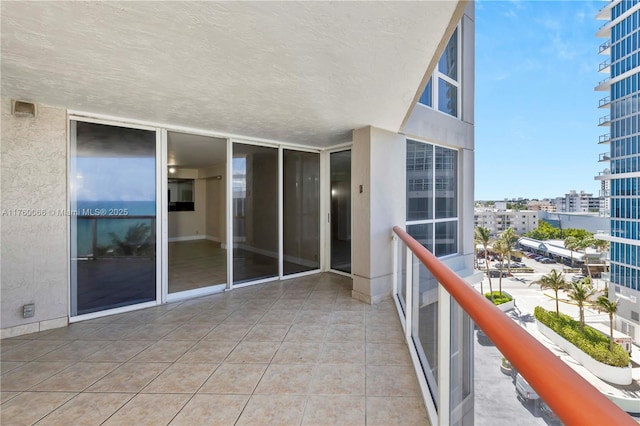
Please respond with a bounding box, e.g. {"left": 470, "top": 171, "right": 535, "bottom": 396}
{"left": 1, "top": 273, "right": 429, "bottom": 425}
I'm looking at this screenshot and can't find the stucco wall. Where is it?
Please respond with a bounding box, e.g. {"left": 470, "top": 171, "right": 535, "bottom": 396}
{"left": 1, "top": 98, "right": 68, "bottom": 334}
{"left": 352, "top": 126, "right": 406, "bottom": 303}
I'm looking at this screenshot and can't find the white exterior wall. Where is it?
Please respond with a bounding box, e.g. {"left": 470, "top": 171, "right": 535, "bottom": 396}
{"left": 1, "top": 99, "right": 69, "bottom": 337}
{"left": 351, "top": 126, "right": 406, "bottom": 304}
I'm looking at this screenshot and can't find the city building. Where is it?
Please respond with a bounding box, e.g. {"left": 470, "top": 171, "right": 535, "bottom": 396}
{"left": 527, "top": 200, "right": 557, "bottom": 212}
{"left": 474, "top": 208, "right": 538, "bottom": 236}
{"left": 1, "top": 2, "right": 475, "bottom": 424}
{"left": 595, "top": 0, "right": 640, "bottom": 343}
{"left": 551, "top": 190, "right": 602, "bottom": 213}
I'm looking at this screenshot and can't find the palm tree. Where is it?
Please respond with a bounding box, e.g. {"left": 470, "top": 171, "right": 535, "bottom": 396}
{"left": 493, "top": 238, "right": 509, "bottom": 298}
{"left": 564, "top": 236, "right": 579, "bottom": 268}
{"left": 567, "top": 279, "right": 597, "bottom": 331}
{"left": 593, "top": 238, "right": 610, "bottom": 263}
{"left": 594, "top": 296, "right": 619, "bottom": 353}
{"left": 575, "top": 235, "right": 596, "bottom": 280}
{"left": 535, "top": 269, "right": 567, "bottom": 317}
{"left": 500, "top": 227, "right": 519, "bottom": 276}
{"left": 474, "top": 227, "right": 492, "bottom": 296}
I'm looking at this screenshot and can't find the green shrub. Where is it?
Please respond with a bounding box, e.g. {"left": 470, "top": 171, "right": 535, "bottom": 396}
{"left": 485, "top": 291, "right": 512, "bottom": 306}
{"left": 534, "top": 306, "right": 629, "bottom": 367}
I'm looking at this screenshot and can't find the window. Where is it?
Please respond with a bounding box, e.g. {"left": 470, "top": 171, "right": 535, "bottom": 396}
{"left": 418, "top": 28, "right": 460, "bottom": 118}
{"left": 406, "top": 139, "right": 458, "bottom": 256}
{"left": 168, "top": 178, "right": 195, "bottom": 211}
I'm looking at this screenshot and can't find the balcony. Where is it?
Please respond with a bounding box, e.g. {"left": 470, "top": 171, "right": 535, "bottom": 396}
{"left": 599, "top": 152, "right": 611, "bottom": 162}
{"left": 595, "top": 76, "right": 611, "bottom": 91}
{"left": 595, "top": 169, "right": 612, "bottom": 180}
{"left": 0, "top": 273, "right": 429, "bottom": 425}
{"left": 599, "top": 115, "right": 611, "bottom": 126}
{"left": 600, "top": 188, "right": 610, "bottom": 197}
{"left": 596, "top": 21, "right": 611, "bottom": 38}
{"left": 595, "top": 2, "right": 612, "bottom": 20}
{"left": 599, "top": 95, "right": 611, "bottom": 108}
{"left": 599, "top": 39, "right": 611, "bottom": 55}
{"left": 599, "top": 59, "right": 611, "bottom": 73}
{"left": 599, "top": 133, "right": 611, "bottom": 144}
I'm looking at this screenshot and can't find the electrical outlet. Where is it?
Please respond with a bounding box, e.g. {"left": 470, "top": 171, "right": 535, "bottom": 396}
{"left": 23, "top": 303, "right": 35, "bottom": 318}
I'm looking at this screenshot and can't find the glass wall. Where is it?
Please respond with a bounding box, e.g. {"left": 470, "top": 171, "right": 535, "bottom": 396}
{"left": 330, "top": 150, "right": 352, "bottom": 273}
{"left": 283, "top": 150, "right": 320, "bottom": 275}
{"left": 232, "top": 143, "right": 278, "bottom": 284}
{"left": 70, "top": 121, "right": 157, "bottom": 316}
{"left": 406, "top": 139, "right": 458, "bottom": 257}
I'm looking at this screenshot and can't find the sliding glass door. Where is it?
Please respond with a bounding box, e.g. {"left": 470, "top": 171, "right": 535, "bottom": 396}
{"left": 70, "top": 121, "right": 158, "bottom": 317}
{"left": 283, "top": 150, "right": 320, "bottom": 275}
{"left": 330, "top": 150, "right": 352, "bottom": 273}
{"left": 232, "top": 143, "right": 279, "bottom": 284}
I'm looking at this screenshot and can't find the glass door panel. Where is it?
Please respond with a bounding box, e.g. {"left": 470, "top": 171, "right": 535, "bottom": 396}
{"left": 167, "top": 133, "right": 227, "bottom": 294}
{"left": 330, "top": 150, "right": 352, "bottom": 273}
{"left": 283, "top": 150, "right": 320, "bottom": 275}
{"left": 232, "top": 143, "right": 278, "bottom": 284}
{"left": 70, "top": 121, "right": 157, "bottom": 316}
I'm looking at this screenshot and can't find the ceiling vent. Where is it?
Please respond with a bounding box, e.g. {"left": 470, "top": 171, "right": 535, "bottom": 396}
{"left": 11, "top": 100, "right": 37, "bottom": 118}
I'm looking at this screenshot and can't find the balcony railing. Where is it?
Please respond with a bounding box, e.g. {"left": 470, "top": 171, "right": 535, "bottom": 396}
{"left": 599, "top": 152, "right": 611, "bottom": 162}
{"left": 599, "top": 39, "right": 611, "bottom": 54}
{"left": 599, "top": 115, "right": 611, "bottom": 126}
{"left": 599, "top": 95, "right": 611, "bottom": 108}
{"left": 392, "top": 226, "right": 634, "bottom": 426}
{"left": 599, "top": 133, "right": 611, "bottom": 144}
{"left": 599, "top": 59, "right": 611, "bottom": 72}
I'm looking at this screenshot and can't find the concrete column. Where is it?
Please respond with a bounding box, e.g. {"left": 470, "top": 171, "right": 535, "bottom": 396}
{"left": 351, "top": 126, "right": 406, "bottom": 304}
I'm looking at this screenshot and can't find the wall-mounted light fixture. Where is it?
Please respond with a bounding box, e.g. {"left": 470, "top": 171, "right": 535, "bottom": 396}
{"left": 169, "top": 167, "right": 176, "bottom": 174}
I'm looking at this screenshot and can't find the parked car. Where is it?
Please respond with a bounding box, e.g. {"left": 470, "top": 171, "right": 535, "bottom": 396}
{"left": 515, "top": 373, "right": 541, "bottom": 416}
{"left": 488, "top": 270, "right": 509, "bottom": 278}
{"left": 571, "top": 274, "right": 586, "bottom": 282}
{"left": 540, "top": 258, "right": 555, "bottom": 264}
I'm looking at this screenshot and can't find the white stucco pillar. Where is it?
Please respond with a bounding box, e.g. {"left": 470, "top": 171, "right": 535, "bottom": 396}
{"left": 351, "top": 126, "right": 406, "bottom": 304}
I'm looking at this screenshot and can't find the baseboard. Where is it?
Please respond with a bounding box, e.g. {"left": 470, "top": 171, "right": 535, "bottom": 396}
{"left": 1, "top": 316, "right": 68, "bottom": 339}
{"left": 168, "top": 235, "right": 206, "bottom": 242}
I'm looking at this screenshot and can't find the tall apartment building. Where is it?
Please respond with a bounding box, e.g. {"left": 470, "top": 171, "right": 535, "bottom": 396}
{"left": 474, "top": 208, "right": 538, "bottom": 236}
{"left": 1, "top": 2, "right": 475, "bottom": 423}
{"left": 551, "top": 190, "right": 602, "bottom": 213}
{"left": 595, "top": 0, "right": 640, "bottom": 343}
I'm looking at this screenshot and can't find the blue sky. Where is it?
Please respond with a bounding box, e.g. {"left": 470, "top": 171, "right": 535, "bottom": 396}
{"left": 475, "top": 0, "right": 606, "bottom": 200}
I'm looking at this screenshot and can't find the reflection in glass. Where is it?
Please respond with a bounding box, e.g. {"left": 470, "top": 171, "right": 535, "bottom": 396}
{"left": 70, "top": 121, "right": 156, "bottom": 316}
{"left": 435, "top": 146, "right": 458, "bottom": 219}
{"left": 330, "top": 150, "right": 352, "bottom": 273}
{"left": 435, "top": 221, "right": 457, "bottom": 256}
{"left": 450, "top": 299, "right": 473, "bottom": 424}
{"left": 438, "top": 78, "right": 458, "bottom": 117}
{"left": 438, "top": 28, "right": 458, "bottom": 80}
{"left": 283, "top": 150, "right": 320, "bottom": 275}
{"left": 407, "top": 140, "right": 433, "bottom": 221}
{"left": 233, "top": 144, "right": 278, "bottom": 284}
{"left": 411, "top": 254, "right": 439, "bottom": 406}
{"left": 408, "top": 223, "right": 433, "bottom": 252}
{"left": 419, "top": 77, "right": 433, "bottom": 107}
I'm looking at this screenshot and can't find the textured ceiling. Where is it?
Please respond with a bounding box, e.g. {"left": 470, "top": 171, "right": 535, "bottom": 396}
{"left": 2, "top": 1, "right": 459, "bottom": 147}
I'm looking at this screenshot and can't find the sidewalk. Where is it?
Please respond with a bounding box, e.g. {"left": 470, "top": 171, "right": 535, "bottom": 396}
{"left": 474, "top": 273, "right": 640, "bottom": 415}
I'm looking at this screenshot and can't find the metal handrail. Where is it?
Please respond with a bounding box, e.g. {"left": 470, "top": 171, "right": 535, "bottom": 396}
{"left": 599, "top": 96, "right": 610, "bottom": 107}
{"left": 599, "top": 40, "right": 611, "bottom": 53}
{"left": 392, "top": 226, "right": 635, "bottom": 426}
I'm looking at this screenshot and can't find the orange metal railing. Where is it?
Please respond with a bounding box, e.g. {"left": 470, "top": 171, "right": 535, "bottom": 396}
{"left": 393, "top": 226, "right": 635, "bottom": 426}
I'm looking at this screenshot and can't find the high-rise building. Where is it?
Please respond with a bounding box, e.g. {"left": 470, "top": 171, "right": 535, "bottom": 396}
{"left": 595, "top": 0, "right": 640, "bottom": 343}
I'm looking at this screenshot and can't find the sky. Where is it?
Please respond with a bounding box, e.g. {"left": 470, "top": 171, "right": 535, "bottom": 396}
{"left": 475, "top": 0, "right": 606, "bottom": 200}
